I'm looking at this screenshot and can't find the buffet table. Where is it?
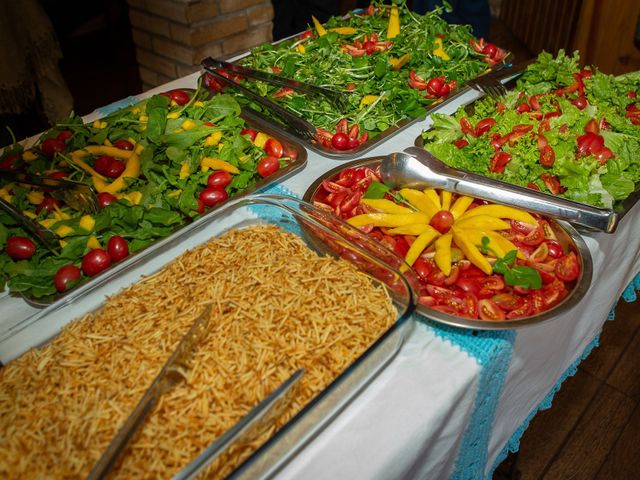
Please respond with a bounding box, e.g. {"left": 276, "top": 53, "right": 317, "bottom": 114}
{"left": 2, "top": 73, "right": 639, "bottom": 479}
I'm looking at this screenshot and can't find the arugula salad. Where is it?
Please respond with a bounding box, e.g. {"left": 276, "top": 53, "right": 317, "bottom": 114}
{"left": 0, "top": 88, "right": 299, "bottom": 299}
{"left": 421, "top": 51, "right": 640, "bottom": 208}
{"left": 204, "top": 1, "right": 506, "bottom": 151}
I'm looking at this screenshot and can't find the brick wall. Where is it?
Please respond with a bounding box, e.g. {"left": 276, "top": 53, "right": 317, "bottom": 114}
{"left": 126, "top": 0, "right": 273, "bottom": 91}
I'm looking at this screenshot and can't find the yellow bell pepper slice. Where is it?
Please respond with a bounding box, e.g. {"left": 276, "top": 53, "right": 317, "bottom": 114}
{"left": 296, "top": 43, "right": 306, "bottom": 54}
{"left": 433, "top": 37, "right": 450, "bottom": 60}
{"left": 387, "top": 5, "right": 400, "bottom": 39}
{"left": 441, "top": 190, "right": 452, "bottom": 211}
{"left": 452, "top": 227, "right": 492, "bottom": 274}
{"left": 460, "top": 204, "right": 537, "bottom": 225}
{"left": 329, "top": 27, "right": 356, "bottom": 34}
{"left": 449, "top": 195, "right": 474, "bottom": 219}
{"left": 423, "top": 188, "right": 441, "bottom": 210}
{"left": 404, "top": 226, "right": 440, "bottom": 266}
{"left": 347, "top": 212, "right": 429, "bottom": 228}
{"left": 311, "top": 16, "right": 326, "bottom": 36}
{"left": 399, "top": 188, "right": 438, "bottom": 217}
{"left": 434, "top": 232, "right": 453, "bottom": 275}
{"left": 389, "top": 53, "right": 411, "bottom": 71}
{"left": 388, "top": 223, "right": 432, "bottom": 236}
{"left": 200, "top": 157, "right": 240, "bottom": 174}
{"left": 79, "top": 215, "right": 95, "bottom": 232}
{"left": 454, "top": 215, "right": 511, "bottom": 231}
{"left": 360, "top": 198, "right": 412, "bottom": 214}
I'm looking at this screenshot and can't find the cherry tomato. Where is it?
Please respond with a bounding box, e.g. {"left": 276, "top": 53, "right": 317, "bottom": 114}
{"left": 113, "top": 139, "right": 134, "bottom": 150}
{"left": 54, "top": 265, "right": 81, "bottom": 293}
{"left": 453, "top": 138, "right": 469, "bottom": 148}
{"left": 331, "top": 132, "right": 350, "bottom": 150}
{"left": 107, "top": 235, "right": 129, "bottom": 262}
{"left": 492, "top": 293, "right": 524, "bottom": 311}
{"left": 257, "top": 155, "right": 280, "bottom": 178}
{"left": 412, "top": 257, "right": 433, "bottom": 281}
{"left": 540, "top": 173, "right": 563, "bottom": 195}
{"left": 240, "top": 128, "right": 257, "bottom": 141}
{"left": 455, "top": 277, "right": 481, "bottom": 297}
{"left": 460, "top": 118, "right": 475, "bottom": 136}
{"left": 475, "top": 118, "right": 496, "bottom": 136}
{"left": 207, "top": 171, "right": 232, "bottom": 189}
{"left": 196, "top": 198, "right": 205, "bottom": 214}
{"left": 106, "top": 159, "right": 125, "bottom": 178}
{"left": 0, "top": 154, "right": 18, "bottom": 169}
{"left": 542, "top": 280, "right": 567, "bottom": 308}
{"left": 283, "top": 143, "right": 299, "bottom": 159}
{"left": 544, "top": 239, "right": 564, "bottom": 258}
{"left": 299, "top": 30, "right": 314, "bottom": 40}
{"left": 94, "top": 156, "right": 124, "bottom": 178}
{"left": 41, "top": 138, "right": 65, "bottom": 157}
{"left": 56, "top": 130, "right": 73, "bottom": 142}
{"left": 429, "top": 210, "right": 454, "bottom": 234}
{"left": 506, "top": 297, "right": 533, "bottom": 319}
{"left": 48, "top": 171, "right": 69, "bottom": 179}
{"left": 539, "top": 145, "right": 555, "bottom": 167}
{"left": 363, "top": 41, "right": 376, "bottom": 55}
{"left": 6, "top": 236, "right": 36, "bottom": 260}
{"left": 529, "top": 242, "right": 549, "bottom": 262}
{"left": 593, "top": 146, "right": 614, "bottom": 164}
{"left": 490, "top": 151, "right": 512, "bottom": 173}
{"left": 576, "top": 132, "right": 604, "bottom": 156}
{"left": 571, "top": 97, "right": 588, "bottom": 110}
{"left": 36, "top": 196, "right": 60, "bottom": 215}
{"left": 264, "top": 138, "right": 284, "bottom": 158}
{"left": 393, "top": 236, "right": 410, "bottom": 257}
{"left": 97, "top": 192, "right": 118, "bottom": 209}
{"left": 82, "top": 249, "right": 112, "bottom": 277}
{"left": 161, "top": 89, "right": 190, "bottom": 105}
{"left": 516, "top": 102, "right": 531, "bottom": 113}
{"left": 520, "top": 225, "right": 545, "bottom": 246}
{"left": 347, "top": 137, "right": 360, "bottom": 149}
{"left": 584, "top": 118, "right": 599, "bottom": 134}
{"left": 199, "top": 187, "right": 228, "bottom": 207}
{"left": 482, "top": 43, "right": 497, "bottom": 58}
{"left": 426, "top": 77, "right": 445, "bottom": 97}
{"left": 478, "top": 299, "right": 506, "bottom": 321}
{"left": 555, "top": 252, "right": 580, "bottom": 282}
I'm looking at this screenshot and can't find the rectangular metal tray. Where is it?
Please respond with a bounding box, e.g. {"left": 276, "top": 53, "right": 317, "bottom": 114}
{"left": 0, "top": 195, "right": 416, "bottom": 478}
{"left": 9, "top": 98, "right": 308, "bottom": 308}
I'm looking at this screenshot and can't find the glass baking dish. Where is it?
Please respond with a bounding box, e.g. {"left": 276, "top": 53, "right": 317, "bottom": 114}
{"left": 0, "top": 194, "right": 417, "bottom": 478}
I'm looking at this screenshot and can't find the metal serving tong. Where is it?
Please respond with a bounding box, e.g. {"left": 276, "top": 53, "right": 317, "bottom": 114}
{"left": 380, "top": 147, "right": 618, "bottom": 233}
{"left": 466, "top": 58, "right": 537, "bottom": 98}
{"left": 201, "top": 57, "right": 319, "bottom": 140}
{"left": 0, "top": 169, "right": 98, "bottom": 214}
{"left": 0, "top": 196, "right": 59, "bottom": 252}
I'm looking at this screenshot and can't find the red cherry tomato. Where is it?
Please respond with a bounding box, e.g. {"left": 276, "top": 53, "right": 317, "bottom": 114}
{"left": 54, "top": 265, "right": 81, "bottom": 293}
{"left": 264, "top": 138, "right": 284, "bottom": 158}
{"left": 539, "top": 145, "right": 555, "bottom": 167}
{"left": 6, "top": 236, "right": 36, "bottom": 260}
{"left": 506, "top": 297, "right": 533, "bottom": 319}
{"left": 257, "top": 155, "right": 280, "bottom": 178}
{"left": 41, "top": 138, "right": 65, "bottom": 157}
{"left": 482, "top": 43, "right": 497, "bottom": 58}
{"left": 47, "top": 171, "right": 69, "bottom": 179}
{"left": 478, "top": 299, "right": 506, "bottom": 321}
{"left": 490, "top": 151, "right": 512, "bottom": 173}
{"left": 555, "top": 252, "right": 580, "bottom": 282}
{"left": 331, "top": 132, "right": 350, "bottom": 150}
{"left": 207, "top": 171, "right": 232, "bottom": 189}
{"left": 97, "top": 192, "right": 118, "bottom": 209}
{"left": 0, "top": 154, "right": 18, "bottom": 169}
{"left": 571, "top": 97, "right": 588, "bottom": 110}
{"left": 113, "top": 139, "right": 134, "bottom": 151}
{"left": 82, "top": 249, "right": 112, "bottom": 277}
{"left": 453, "top": 138, "right": 469, "bottom": 148}
{"left": 429, "top": 210, "right": 454, "bottom": 234}
{"left": 475, "top": 118, "right": 496, "bottom": 136}
{"left": 36, "top": 196, "right": 60, "bottom": 214}
{"left": 544, "top": 239, "right": 564, "bottom": 258}
{"left": 520, "top": 225, "right": 545, "bottom": 246}
{"left": 199, "top": 187, "right": 228, "bottom": 207}
{"left": 492, "top": 293, "right": 524, "bottom": 311}
{"left": 363, "top": 41, "right": 376, "bottom": 55}
{"left": 426, "top": 77, "right": 445, "bottom": 97}
{"left": 105, "top": 159, "right": 125, "bottom": 178}
{"left": 240, "top": 128, "right": 257, "bottom": 141}
{"left": 584, "top": 118, "right": 599, "bottom": 134}
{"left": 161, "top": 89, "right": 190, "bottom": 105}
{"left": 412, "top": 257, "right": 433, "bottom": 281}
{"left": 56, "top": 130, "right": 73, "bottom": 142}
{"left": 196, "top": 198, "right": 205, "bottom": 214}
{"left": 107, "top": 235, "right": 129, "bottom": 262}
{"left": 460, "top": 118, "right": 475, "bottom": 136}
{"left": 94, "top": 156, "right": 124, "bottom": 178}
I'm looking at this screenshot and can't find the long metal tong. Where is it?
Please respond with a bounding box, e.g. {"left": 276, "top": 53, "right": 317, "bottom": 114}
{"left": 201, "top": 57, "right": 319, "bottom": 140}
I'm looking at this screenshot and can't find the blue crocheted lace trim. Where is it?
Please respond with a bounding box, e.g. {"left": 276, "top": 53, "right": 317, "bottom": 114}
{"left": 485, "top": 270, "right": 640, "bottom": 479}
{"left": 94, "top": 96, "right": 141, "bottom": 116}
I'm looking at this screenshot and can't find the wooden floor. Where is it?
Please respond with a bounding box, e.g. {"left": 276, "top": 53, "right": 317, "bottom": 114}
{"left": 494, "top": 298, "right": 640, "bottom": 479}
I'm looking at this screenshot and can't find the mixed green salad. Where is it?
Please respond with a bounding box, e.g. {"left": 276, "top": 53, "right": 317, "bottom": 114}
{"left": 204, "top": 1, "right": 506, "bottom": 151}
{"left": 0, "top": 87, "right": 299, "bottom": 299}
{"left": 421, "top": 51, "right": 640, "bottom": 208}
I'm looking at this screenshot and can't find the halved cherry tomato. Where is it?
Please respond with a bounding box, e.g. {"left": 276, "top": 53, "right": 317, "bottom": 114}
{"left": 478, "top": 299, "right": 506, "bottom": 320}
{"left": 257, "top": 155, "right": 280, "bottom": 177}
{"left": 490, "top": 151, "right": 512, "bottom": 173}
{"left": 54, "top": 265, "right": 81, "bottom": 292}
{"left": 264, "top": 138, "right": 283, "bottom": 158}
{"left": 460, "top": 117, "right": 475, "bottom": 136}
{"left": 160, "top": 89, "right": 190, "bottom": 105}
{"left": 539, "top": 145, "right": 555, "bottom": 167}
{"left": 97, "top": 192, "right": 118, "bottom": 209}
{"left": 453, "top": 138, "right": 469, "bottom": 148}
{"left": 520, "top": 225, "right": 545, "bottom": 246}
{"left": 41, "top": 138, "right": 65, "bottom": 157}
{"left": 475, "top": 118, "right": 496, "bottom": 136}
{"left": 455, "top": 277, "right": 481, "bottom": 297}
{"left": 584, "top": 118, "right": 599, "bottom": 134}
{"left": 571, "top": 97, "right": 588, "bottom": 110}
{"left": 555, "top": 252, "right": 580, "bottom": 282}
{"left": 540, "top": 174, "right": 563, "bottom": 195}
{"left": 529, "top": 242, "right": 549, "bottom": 262}
{"left": 413, "top": 257, "right": 433, "bottom": 281}
{"left": 0, "top": 154, "right": 18, "bottom": 169}
{"left": 544, "top": 239, "right": 564, "bottom": 258}
{"left": 492, "top": 293, "right": 525, "bottom": 311}
{"left": 542, "top": 279, "right": 567, "bottom": 308}
{"left": 506, "top": 297, "right": 533, "bottom": 319}
{"left": 6, "top": 236, "right": 36, "bottom": 260}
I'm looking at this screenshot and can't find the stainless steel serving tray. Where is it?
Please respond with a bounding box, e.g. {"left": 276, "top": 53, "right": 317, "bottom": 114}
{"left": 0, "top": 195, "right": 417, "bottom": 478}
{"left": 199, "top": 37, "right": 512, "bottom": 160}
{"left": 303, "top": 156, "right": 593, "bottom": 330}
{"left": 14, "top": 100, "right": 307, "bottom": 308}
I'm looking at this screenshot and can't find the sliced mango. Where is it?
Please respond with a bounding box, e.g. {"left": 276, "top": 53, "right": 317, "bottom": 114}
{"left": 311, "top": 15, "right": 327, "bottom": 36}
{"left": 423, "top": 188, "right": 441, "bottom": 210}
{"left": 441, "top": 190, "right": 452, "bottom": 211}
{"left": 348, "top": 212, "right": 429, "bottom": 228}
{"left": 454, "top": 215, "right": 511, "bottom": 231}
{"left": 433, "top": 37, "right": 450, "bottom": 60}
{"left": 434, "top": 233, "right": 453, "bottom": 275}
{"left": 79, "top": 215, "right": 95, "bottom": 232}
{"left": 399, "top": 188, "right": 438, "bottom": 217}
{"left": 449, "top": 195, "right": 474, "bottom": 219}
{"left": 55, "top": 225, "right": 74, "bottom": 237}
{"left": 204, "top": 131, "right": 223, "bottom": 147}
{"left": 360, "top": 198, "right": 412, "bottom": 214}
{"left": 179, "top": 162, "right": 190, "bottom": 179}
{"left": 329, "top": 27, "right": 356, "bottom": 34}
{"left": 389, "top": 53, "right": 411, "bottom": 71}
{"left": 200, "top": 157, "right": 240, "bottom": 174}
{"left": 404, "top": 226, "right": 440, "bottom": 266}
{"left": 460, "top": 204, "right": 537, "bottom": 225}
{"left": 87, "top": 235, "right": 101, "bottom": 250}
{"left": 452, "top": 227, "right": 492, "bottom": 274}
{"left": 26, "top": 191, "right": 45, "bottom": 205}
{"left": 388, "top": 223, "right": 432, "bottom": 236}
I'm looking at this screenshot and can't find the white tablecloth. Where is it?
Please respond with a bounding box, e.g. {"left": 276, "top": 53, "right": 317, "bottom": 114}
{"left": 2, "top": 73, "right": 639, "bottom": 479}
